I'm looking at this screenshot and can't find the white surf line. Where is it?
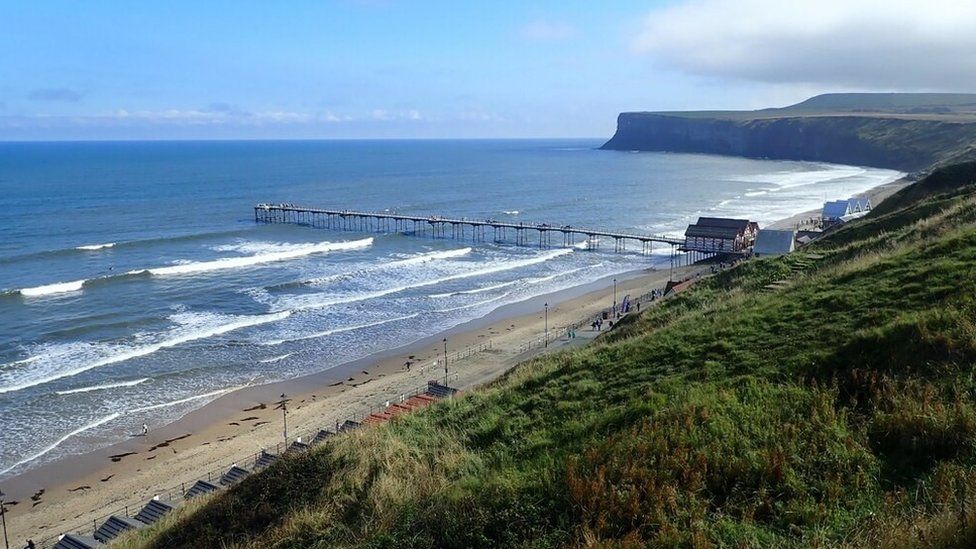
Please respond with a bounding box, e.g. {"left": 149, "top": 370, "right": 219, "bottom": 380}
{"left": 285, "top": 248, "right": 574, "bottom": 313}
{"left": 129, "top": 387, "right": 235, "bottom": 413}
{"left": 261, "top": 313, "right": 421, "bottom": 346}
{"left": 56, "top": 378, "right": 151, "bottom": 396}
{"left": 0, "top": 412, "right": 121, "bottom": 476}
{"left": 19, "top": 279, "right": 86, "bottom": 297}
{"left": 430, "top": 293, "right": 511, "bottom": 314}
{"left": 75, "top": 242, "right": 116, "bottom": 251}
{"left": 14, "top": 237, "right": 374, "bottom": 298}
{"left": 296, "top": 247, "right": 472, "bottom": 288}
{"left": 0, "top": 311, "right": 291, "bottom": 395}
{"left": 428, "top": 264, "right": 597, "bottom": 299}
{"left": 129, "top": 237, "right": 374, "bottom": 277}
{"left": 259, "top": 352, "right": 294, "bottom": 363}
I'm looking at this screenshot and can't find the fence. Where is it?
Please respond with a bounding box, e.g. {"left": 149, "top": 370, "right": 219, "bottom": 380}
{"left": 32, "top": 371, "right": 462, "bottom": 548}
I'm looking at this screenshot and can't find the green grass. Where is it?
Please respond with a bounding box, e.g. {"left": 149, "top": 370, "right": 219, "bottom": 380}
{"left": 135, "top": 163, "right": 976, "bottom": 548}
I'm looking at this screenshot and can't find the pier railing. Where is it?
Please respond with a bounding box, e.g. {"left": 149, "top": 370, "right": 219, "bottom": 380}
{"left": 255, "top": 203, "right": 686, "bottom": 255}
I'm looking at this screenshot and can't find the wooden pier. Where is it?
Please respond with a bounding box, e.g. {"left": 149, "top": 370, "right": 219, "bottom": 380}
{"left": 255, "top": 203, "right": 687, "bottom": 252}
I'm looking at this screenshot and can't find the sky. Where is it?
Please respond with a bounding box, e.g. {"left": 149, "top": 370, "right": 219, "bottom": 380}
{"left": 1, "top": 0, "right": 973, "bottom": 140}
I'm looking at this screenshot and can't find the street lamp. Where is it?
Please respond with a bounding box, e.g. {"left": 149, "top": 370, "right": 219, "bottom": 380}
{"left": 1, "top": 488, "right": 9, "bottom": 549}
{"left": 275, "top": 393, "right": 290, "bottom": 446}
{"left": 544, "top": 302, "right": 549, "bottom": 348}
{"left": 613, "top": 278, "right": 617, "bottom": 316}
{"left": 442, "top": 338, "right": 448, "bottom": 377}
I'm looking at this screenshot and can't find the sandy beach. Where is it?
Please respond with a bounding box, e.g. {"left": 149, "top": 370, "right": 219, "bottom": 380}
{"left": 2, "top": 263, "right": 702, "bottom": 543}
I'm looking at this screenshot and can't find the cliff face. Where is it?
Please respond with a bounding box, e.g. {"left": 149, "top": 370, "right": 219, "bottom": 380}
{"left": 601, "top": 113, "right": 976, "bottom": 172}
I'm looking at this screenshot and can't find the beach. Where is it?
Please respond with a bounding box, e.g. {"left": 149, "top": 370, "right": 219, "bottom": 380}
{"left": 2, "top": 264, "right": 702, "bottom": 542}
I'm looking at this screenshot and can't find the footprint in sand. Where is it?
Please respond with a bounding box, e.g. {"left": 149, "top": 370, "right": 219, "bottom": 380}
{"left": 243, "top": 403, "right": 267, "bottom": 412}
{"left": 100, "top": 475, "right": 114, "bottom": 482}
{"left": 68, "top": 486, "right": 91, "bottom": 492}
{"left": 109, "top": 452, "right": 136, "bottom": 462}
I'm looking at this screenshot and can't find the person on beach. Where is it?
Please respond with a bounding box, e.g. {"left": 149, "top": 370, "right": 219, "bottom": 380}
{"left": 26, "top": 540, "right": 36, "bottom": 549}
{"left": 142, "top": 423, "right": 149, "bottom": 436}
{"left": 636, "top": 301, "right": 641, "bottom": 312}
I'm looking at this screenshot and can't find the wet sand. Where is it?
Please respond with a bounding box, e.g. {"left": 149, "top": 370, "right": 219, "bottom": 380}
{"left": 2, "top": 265, "right": 702, "bottom": 542}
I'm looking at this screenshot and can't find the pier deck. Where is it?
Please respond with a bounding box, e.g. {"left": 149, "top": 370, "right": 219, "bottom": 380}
{"left": 254, "top": 203, "right": 688, "bottom": 255}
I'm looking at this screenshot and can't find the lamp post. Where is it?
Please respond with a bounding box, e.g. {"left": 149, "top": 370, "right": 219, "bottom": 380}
{"left": 612, "top": 278, "right": 617, "bottom": 316}
{"left": 544, "top": 302, "right": 549, "bottom": 348}
{"left": 276, "top": 393, "right": 290, "bottom": 446}
{"left": 442, "top": 338, "right": 448, "bottom": 378}
{"left": 1, "top": 489, "right": 9, "bottom": 549}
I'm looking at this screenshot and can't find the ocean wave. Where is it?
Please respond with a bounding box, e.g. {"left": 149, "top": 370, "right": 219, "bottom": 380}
{"left": 426, "top": 264, "right": 595, "bottom": 299}
{"left": 19, "top": 279, "right": 86, "bottom": 297}
{"left": 75, "top": 242, "right": 116, "bottom": 251}
{"left": 271, "top": 247, "right": 472, "bottom": 290}
{"left": 130, "top": 237, "right": 374, "bottom": 277}
{"left": 0, "top": 311, "right": 290, "bottom": 395}
{"left": 275, "top": 248, "right": 574, "bottom": 312}
{"left": 9, "top": 237, "right": 374, "bottom": 298}
{"left": 130, "top": 387, "right": 234, "bottom": 413}
{"left": 0, "top": 412, "right": 120, "bottom": 476}
{"left": 55, "top": 377, "right": 151, "bottom": 395}
{"left": 430, "top": 293, "right": 511, "bottom": 313}
{"left": 258, "top": 352, "right": 294, "bottom": 363}
{"left": 261, "top": 313, "right": 420, "bottom": 346}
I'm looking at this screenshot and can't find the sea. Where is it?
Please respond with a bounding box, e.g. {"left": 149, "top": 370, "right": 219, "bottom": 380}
{"left": 0, "top": 139, "right": 902, "bottom": 478}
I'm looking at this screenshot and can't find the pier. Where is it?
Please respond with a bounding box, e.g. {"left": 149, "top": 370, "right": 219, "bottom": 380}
{"left": 254, "top": 203, "right": 724, "bottom": 270}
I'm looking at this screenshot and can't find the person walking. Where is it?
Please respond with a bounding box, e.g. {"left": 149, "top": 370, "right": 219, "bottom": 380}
{"left": 142, "top": 423, "right": 149, "bottom": 437}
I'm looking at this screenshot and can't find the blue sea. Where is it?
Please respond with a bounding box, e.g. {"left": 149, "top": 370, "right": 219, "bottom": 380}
{"left": 0, "top": 139, "right": 902, "bottom": 477}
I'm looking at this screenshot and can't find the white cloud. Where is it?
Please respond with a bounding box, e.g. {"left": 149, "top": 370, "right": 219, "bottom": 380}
{"left": 632, "top": 0, "right": 976, "bottom": 89}
{"left": 521, "top": 20, "right": 576, "bottom": 42}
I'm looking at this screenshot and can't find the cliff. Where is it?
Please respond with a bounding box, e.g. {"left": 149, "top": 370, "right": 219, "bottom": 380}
{"left": 602, "top": 94, "right": 976, "bottom": 172}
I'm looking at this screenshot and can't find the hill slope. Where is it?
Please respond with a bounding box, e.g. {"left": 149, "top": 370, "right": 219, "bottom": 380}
{"left": 122, "top": 162, "right": 976, "bottom": 547}
{"left": 601, "top": 93, "right": 976, "bottom": 171}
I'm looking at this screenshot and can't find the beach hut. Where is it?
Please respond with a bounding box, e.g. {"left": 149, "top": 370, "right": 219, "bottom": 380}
{"left": 53, "top": 534, "right": 103, "bottom": 549}
{"left": 94, "top": 515, "right": 144, "bottom": 543}
{"left": 822, "top": 198, "right": 872, "bottom": 226}
{"left": 753, "top": 229, "right": 796, "bottom": 257}
{"left": 683, "top": 217, "right": 758, "bottom": 252}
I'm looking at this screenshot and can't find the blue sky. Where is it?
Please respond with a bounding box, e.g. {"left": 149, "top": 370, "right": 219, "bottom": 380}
{"left": 1, "top": 0, "right": 971, "bottom": 140}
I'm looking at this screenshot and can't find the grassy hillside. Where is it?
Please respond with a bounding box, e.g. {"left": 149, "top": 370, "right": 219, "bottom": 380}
{"left": 126, "top": 162, "right": 976, "bottom": 547}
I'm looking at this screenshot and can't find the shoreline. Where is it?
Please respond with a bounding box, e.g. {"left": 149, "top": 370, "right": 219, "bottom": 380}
{"left": 3, "top": 264, "right": 696, "bottom": 541}
{"left": 2, "top": 170, "right": 909, "bottom": 542}
{"left": 768, "top": 174, "right": 911, "bottom": 230}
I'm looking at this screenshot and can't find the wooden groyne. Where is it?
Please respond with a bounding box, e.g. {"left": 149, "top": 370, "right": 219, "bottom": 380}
{"left": 254, "top": 203, "right": 689, "bottom": 256}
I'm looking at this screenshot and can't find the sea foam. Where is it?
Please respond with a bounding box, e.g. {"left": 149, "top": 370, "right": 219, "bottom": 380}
{"left": 0, "top": 311, "right": 290, "bottom": 395}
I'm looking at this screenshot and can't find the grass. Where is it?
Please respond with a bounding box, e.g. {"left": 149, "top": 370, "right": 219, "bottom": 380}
{"left": 133, "top": 162, "right": 976, "bottom": 547}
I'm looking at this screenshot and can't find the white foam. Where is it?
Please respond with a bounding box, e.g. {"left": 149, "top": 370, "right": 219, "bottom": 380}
{"left": 75, "top": 242, "right": 116, "bottom": 251}
{"left": 262, "top": 313, "right": 420, "bottom": 346}
{"left": 259, "top": 352, "right": 294, "bottom": 363}
{"left": 298, "top": 247, "right": 472, "bottom": 287}
{"left": 0, "top": 412, "right": 120, "bottom": 476}
{"left": 502, "top": 210, "right": 520, "bottom": 215}
{"left": 277, "top": 248, "right": 573, "bottom": 312}
{"left": 19, "top": 279, "right": 86, "bottom": 297}
{"left": 56, "top": 377, "right": 151, "bottom": 395}
{"left": 428, "top": 280, "right": 518, "bottom": 299}
{"left": 130, "top": 387, "right": 234, "bottom": 413}
{"left": 129, "top": 237, "right": 374, "bottom": 277}
{"left": 430, "top": 293, "right": 511, "bottom": 314}
{"left": 0, "top": 311, "right": 290, "bottom": 395}
{"left": 427, "top": 264, "right": 594, "bottom": 299}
